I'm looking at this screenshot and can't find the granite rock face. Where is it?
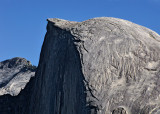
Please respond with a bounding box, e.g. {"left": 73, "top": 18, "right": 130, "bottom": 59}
{"left": 0, "top": 57, "right": 36, "bottom": 114}
{"left": 29, "top": 17, "right": 160, "bottom": 114}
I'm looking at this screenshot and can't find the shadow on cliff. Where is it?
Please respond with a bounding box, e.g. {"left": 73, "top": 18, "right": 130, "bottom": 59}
{"left": 27, "top": 21, "right": 98, "bottom": 114}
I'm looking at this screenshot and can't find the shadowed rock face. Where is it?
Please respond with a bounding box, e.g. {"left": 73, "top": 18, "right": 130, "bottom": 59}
{"left": 0, "top": 57, "right": 36, "bottom": 114}
{"left": 29, "top": 17, "right": 160, "bottom": 114}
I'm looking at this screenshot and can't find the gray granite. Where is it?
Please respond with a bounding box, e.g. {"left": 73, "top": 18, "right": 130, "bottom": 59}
{"left": 29, "top": 17, "right": 160, "bottom": 114}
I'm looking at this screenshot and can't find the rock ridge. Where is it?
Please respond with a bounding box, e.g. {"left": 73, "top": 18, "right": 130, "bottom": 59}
{"left": 0, "top": 57, "right": 36, "bottom": 114}
{"left": 0, "top": 57, "right": 36, "bottom": 96}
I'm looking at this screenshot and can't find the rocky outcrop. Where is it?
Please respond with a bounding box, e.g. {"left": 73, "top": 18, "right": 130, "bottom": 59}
{"left": 0, "top": 57, "right": 36, "bottom": 114}
{"left": 29, "top": 17, "right": 160, "bottom": 114}
{"left": 0, "top": 57, "right": 36, "bottom": 96}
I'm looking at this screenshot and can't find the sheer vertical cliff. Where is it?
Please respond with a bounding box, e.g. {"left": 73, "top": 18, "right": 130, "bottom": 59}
{"left": 29, "top": 20, "right": 87, "bottom": 114}
{"left": 29, "top": 17, "right": 160, "bottom": 114}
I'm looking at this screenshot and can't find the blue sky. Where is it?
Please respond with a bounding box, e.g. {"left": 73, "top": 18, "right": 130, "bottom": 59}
{"left": 0, "top": 0, "right": 160, "bottom": 65}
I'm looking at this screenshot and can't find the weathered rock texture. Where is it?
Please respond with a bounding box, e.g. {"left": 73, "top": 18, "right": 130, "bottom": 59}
{"left": 29, "top": 17, "right": 160, "bottom": 114}
{"left": 0, "top": 57, "right": 36, "bottom": 114}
